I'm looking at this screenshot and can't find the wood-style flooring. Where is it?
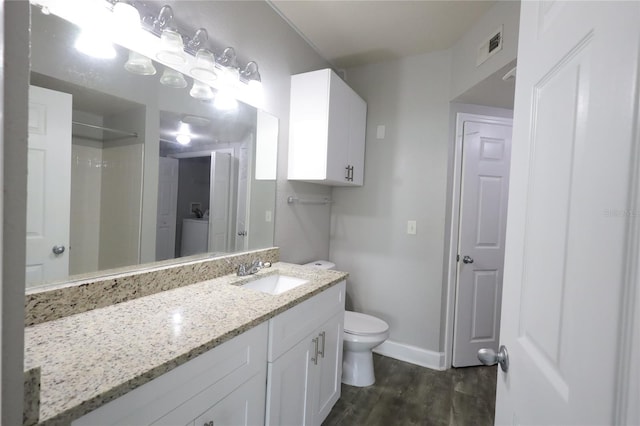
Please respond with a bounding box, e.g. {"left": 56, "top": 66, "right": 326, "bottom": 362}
{"left": 323, "top": 354, "right": 497, "bottom": 426}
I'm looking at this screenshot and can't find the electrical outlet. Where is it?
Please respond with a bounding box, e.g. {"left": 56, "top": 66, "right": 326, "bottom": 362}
{"left": 407, "top": 220, "right": 417, "bottom": 235}
{"left": 265, "top": 210, "right": 272, "bottom": 222}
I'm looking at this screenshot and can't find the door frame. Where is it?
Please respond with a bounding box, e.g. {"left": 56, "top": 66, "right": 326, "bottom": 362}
{"left": 443, "top": 112, "right": 513, "bottom": 369}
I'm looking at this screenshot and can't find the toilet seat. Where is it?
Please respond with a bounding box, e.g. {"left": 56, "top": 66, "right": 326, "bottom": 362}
{"left": 344, "top": 311, "right": 389, "bottom": 336}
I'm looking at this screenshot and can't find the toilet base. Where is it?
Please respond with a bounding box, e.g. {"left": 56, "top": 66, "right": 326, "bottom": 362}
{"left": 342, "top": 350, "right": 375, "bottom": 387}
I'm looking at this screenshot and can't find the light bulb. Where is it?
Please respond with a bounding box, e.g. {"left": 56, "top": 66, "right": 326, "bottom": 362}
{"left": 176, "top": 134, "right": 191, "bottom": 145}
{"left": 190, "top": 80, "right": 214, "bottom": 101}
{"left": 214, "top": 90, "right": 238, "bottom": 111}
{"left": 75, "top": 31, "right": 117, "bottom": 59}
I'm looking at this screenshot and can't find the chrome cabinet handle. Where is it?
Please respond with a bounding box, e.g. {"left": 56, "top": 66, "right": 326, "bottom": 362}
{"left": 237, "top": 231, "right": 247, "bottom": 236}
{"left": 345, "top": 165, "right": 354, "bottom": 181}
{"left": 478, "top": 345, "right": 509, "bottom": 372}
{"left": 311, "top": 337, "right": 319, "bottom": 365}
{"left": 318, "top": 331, "right": 326, "bottom": 358}
{"left": 52, "top": 245, "right": 65, "bottom": 255}
{"left": 462, "top": 255, "right": 474, "bottom": 264}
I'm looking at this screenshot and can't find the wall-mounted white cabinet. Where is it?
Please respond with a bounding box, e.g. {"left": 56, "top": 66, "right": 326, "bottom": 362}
{"left": 288, "top": 69, "right": 367, "bottom": 186}
{"left": 266, "top": 281, "right": 346, "bottom": 426}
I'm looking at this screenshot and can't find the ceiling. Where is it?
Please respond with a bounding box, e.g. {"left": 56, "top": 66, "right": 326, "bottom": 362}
{"left": 269, "top": 0, "right": 496, "bottom": 69}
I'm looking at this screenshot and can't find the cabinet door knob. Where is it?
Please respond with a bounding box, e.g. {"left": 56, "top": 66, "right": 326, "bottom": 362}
{"left": 204, "top": 421, "right": 214, "bottom": 426}
{"left": 311, "top": 337, "right": 319, "bottom": 365}
{"left": 318, "top": 331, "right": 326, "bottom": 358}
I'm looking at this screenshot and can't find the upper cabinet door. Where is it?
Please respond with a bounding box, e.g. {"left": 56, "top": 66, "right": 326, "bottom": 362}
{"left": 287, "top": 69, "right": 367, "bottom": 186}
{"left": 347, "top": 94, "right": 367, "bottom": 186}
{"left": 326, "top": 73, "right": 351, "bottom": 183}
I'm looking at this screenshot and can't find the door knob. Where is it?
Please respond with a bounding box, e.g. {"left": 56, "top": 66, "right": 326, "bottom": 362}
{"left": 52, "top": 245, "right": 65, "bottom": 255}
{"left": 478, "top": 345, "right": 509, "bottom": 372}
{"left": 462, "top": 255, "right": 474, "bottom": 264}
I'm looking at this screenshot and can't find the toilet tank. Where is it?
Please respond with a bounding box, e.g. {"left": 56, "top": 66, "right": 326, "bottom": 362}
{"left": 303, "top": 260, "right": 336, "bottom": 270}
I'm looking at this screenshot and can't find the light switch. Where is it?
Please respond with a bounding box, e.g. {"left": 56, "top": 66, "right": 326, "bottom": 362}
{"left": 376, "top": 125, "right": 386, "bottom": 139}
{"left": 265, "top": 210, "right": 272, "bottom": 222}
{"left": 407, "top": 220, "right": 417, "bottom": 235}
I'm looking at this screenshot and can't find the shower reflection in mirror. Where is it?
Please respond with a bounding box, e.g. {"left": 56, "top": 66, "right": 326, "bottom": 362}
{"left": 26, "top": 5, "right": 277, "bottom": 288}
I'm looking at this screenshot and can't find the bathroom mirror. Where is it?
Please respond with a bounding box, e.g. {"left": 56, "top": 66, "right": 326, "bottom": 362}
{"left": 26, "top": 5, "right": 277, "bottom": 288}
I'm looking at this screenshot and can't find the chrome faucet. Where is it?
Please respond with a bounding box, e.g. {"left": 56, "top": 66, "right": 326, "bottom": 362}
{"left": 237, "top": 259, "right": 271, "bottom": 276}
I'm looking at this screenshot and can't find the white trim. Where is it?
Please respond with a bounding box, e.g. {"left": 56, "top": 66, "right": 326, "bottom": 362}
{"left": 373, "top": 340, "right": 445, "bottom": 371}
{"left": 613, "top": 60, "right": 640, "bottom": 425}
{"left": 443, "top": 112, "right": 513, "bottom": 369}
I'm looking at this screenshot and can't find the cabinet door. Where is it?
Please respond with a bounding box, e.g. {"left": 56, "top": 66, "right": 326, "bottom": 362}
{"left": 192, "top": 374, "right": 265, "bottom": 426}
{"left": 326, "top": 72, "right": 351, "bottom": 183}
{"left": 266, "top": 336, "right": 315, "bottom": 426}
{"left": 348, "top": 94, "right": 367, "bottom": 186}
{"left": 312, "top": 312, "right": 344, "bottom": 425}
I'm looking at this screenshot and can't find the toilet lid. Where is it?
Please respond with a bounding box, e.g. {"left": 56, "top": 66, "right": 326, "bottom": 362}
{"left": 344, "top": 311, "right": 389, "bottom": 336}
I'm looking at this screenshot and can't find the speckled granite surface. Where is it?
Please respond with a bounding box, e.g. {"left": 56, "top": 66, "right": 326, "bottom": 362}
{"left": 23, "top": 367, "right": 40, "bottom": 426}
{"left": 25, "top": 248, "right": 279, "bottom": 326}
{"left": 24, "top": 262, "right": 347, "bottom": 425}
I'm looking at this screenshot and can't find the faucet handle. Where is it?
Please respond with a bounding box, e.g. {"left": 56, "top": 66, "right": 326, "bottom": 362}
{"left": 237, "top": 263, "right": 247, "bottom": 276}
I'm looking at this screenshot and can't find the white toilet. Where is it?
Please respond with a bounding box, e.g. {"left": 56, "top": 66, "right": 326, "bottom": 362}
{"left": 304, "top": 261, "right": 390, "bottom": 387}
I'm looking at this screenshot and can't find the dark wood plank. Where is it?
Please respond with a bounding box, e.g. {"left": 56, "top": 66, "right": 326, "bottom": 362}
{"left": 323, "top": 354, "right": 497, "bottom": 426}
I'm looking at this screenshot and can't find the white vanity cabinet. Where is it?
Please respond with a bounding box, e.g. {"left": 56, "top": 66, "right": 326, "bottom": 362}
{"left": 288, "top": 69, "right": 367, "bottom": 186}
{"left": 266, "top": 281, "right": 346, "bottom": 426}
{"left": 72, "top": 323, "right": 268, "bottom": 426}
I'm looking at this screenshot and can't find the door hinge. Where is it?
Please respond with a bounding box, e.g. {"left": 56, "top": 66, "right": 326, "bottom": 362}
{"left": 456, "top": 254, "right": 460, "bottom": 262}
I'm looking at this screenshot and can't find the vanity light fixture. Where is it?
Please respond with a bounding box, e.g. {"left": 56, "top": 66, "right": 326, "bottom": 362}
{"left": 156, "top": 27, "right": 187, "bottom": 65}
{"left": 112, "top": 1, "right": 141, "bottom": 36}
{"left": 240, "top": 61, "right": 262, "bottom": 88}
{"left": 190, "top": 80, "right": 215, "bottom": 101}
{"left": 218, "top": 47, "right": 240, "bottom": 83}
{"left": 185, "top": 28, "right": 209, "bottom": 54}
{"left": 191, "top": 49, "right": 218, "bottom": 82}
{"left": 160, "top": 67, "right": 188, "bottom": 88}
{"left": 124, "top": 51, "right": 157, "bottom": 75}
{"left": 142, "top": 4, "right": 174, "bottom": 35}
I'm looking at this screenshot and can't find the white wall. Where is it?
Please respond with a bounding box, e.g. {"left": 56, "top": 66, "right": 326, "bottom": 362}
{"left": 449, "top": 0, "right": 520, "bottom": 101}
{"left": 330, "top": 50, "right": 452, "bottom": 355}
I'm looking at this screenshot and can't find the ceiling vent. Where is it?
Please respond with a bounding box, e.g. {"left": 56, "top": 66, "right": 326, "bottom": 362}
{"left": 477, "top": 25, "right": 504, "bottom": 66}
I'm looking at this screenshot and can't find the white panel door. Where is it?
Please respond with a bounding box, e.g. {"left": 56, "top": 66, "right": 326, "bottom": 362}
{"left": 266, "top": 337, "right": 314, "bottom": 426}
{"left": 208, "top": 152, "right": 231, "bottom": 252}
{"left": 156, "top": 156, "right": 178, "bottom": 261}
{"left": 453, "top": 121, "right": 512, "bottom": 367}
{"left": 26, "top": 85, "right": 72, "bottom": 287}
{"left": 312, "top": 312, "right": 343, "bottom": 425}
{"left": 495, "top": 2, "right": 640, "bottom": 424}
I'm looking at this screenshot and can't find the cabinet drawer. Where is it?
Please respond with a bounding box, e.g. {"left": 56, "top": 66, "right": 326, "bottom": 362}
{"left": 268, "top": 281, "right": 345, "bottom": 362}
{"left": 73, "top": 322, "right": 268, "bottom": 426}
{"left": 190, "top": 373, "right": 266, "bottom": 426}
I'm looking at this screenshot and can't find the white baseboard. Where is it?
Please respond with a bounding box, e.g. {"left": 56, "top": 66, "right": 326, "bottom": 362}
{"left": 373, "top": 339, "right": 446, "bottom": 371}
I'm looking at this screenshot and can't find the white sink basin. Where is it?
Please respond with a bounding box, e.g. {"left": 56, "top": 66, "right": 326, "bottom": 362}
{"left": 240, "top": 274, "right": 309, "bottom": 295}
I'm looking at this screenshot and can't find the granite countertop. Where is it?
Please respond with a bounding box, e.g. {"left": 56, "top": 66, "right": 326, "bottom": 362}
{"left": 24, "top": 262, "right": 348, "bottom": 425}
